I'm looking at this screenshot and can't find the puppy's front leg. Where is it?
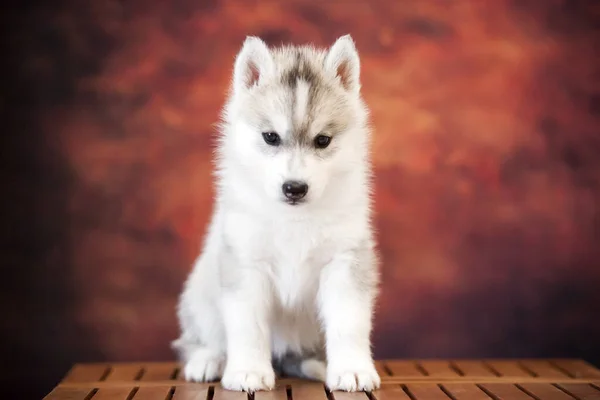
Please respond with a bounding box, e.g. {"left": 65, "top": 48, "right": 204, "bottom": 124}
{"left": 220, "top": 268, "right": 275, "bottom": 392}
{"left": 319, "top": 249, "right": 380, "bottom": 392}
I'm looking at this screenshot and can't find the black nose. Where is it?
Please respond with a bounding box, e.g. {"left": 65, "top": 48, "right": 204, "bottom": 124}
{"left": 282, "top": 180, "right": 309, "bottom": 200}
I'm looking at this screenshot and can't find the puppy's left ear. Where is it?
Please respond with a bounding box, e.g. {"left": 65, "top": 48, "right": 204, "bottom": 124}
{"left": 233, "top": 36, "right": 274, "bottom": 94}
{"left": 325, "top": 34, "right": 361, "bottom": 93}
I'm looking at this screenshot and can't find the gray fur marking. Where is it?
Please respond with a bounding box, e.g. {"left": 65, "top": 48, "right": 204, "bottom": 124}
{"left": 249, "top": 45, "right": 352, "bottom": 155}
{"left": 282, "top": 50, "right": 329, "bottom": 148}
{"left": 272, "top": 348, "right": 326, "bottom": 380}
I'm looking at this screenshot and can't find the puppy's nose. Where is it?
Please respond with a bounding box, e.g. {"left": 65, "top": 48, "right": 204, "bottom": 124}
{"left": 282, "top": 180, "right": 309, "bottom": 200}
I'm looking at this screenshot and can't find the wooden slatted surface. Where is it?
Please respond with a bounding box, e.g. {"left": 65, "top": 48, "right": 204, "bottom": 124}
{"left": 44, "top": 359, "right": 600, "bottom": 399}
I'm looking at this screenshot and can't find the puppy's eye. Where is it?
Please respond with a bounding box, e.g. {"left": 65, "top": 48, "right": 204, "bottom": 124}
{"left": 314, "top": 134, "right": 331, "bottom": 149}
{"left": 262, "top": 131, "right": 281, "bottom": 146}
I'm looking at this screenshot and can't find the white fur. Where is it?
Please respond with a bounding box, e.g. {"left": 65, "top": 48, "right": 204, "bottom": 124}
{"left": 233, "top": 36, "right": 275, "bottom": 92}
{"left": 325, "top": 34, "right": 361, "bottom": 93}
{"left": 294, "top": 80, "right": 311, "bottom": 126}
{"left": 173, "top": 35, "right": 380, "bottom": 393}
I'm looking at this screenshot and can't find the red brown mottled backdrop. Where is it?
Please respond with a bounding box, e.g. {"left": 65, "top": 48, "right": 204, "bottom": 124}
{"left": 2, "top": 0, "right": 600, "bottom": 398}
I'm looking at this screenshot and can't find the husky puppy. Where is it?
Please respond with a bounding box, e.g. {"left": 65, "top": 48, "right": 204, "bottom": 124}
{"left": 172, "top": 34, "right": 380, "bottom": 393}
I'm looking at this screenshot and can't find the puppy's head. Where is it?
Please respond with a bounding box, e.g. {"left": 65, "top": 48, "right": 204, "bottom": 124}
{"left": 221, "top": 35, "right": 369, "bottom": 207}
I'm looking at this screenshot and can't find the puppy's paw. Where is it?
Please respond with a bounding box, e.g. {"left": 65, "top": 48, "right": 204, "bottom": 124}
{"left": 183, "top": 348, "right": 224, "bottom": 382}
{"left": 326, "top": 363, "right": 381, "bottom": 392}
{"left": 221, "top": 366, "right": 276, "bottom": 392}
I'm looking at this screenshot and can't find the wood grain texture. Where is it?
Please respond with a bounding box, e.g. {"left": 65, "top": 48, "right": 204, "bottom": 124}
{"left": 519, "top": 383, "right": 576, "bottom": 400}
{"left": 553, "top": 360, "right": 600, "bottom": 378}
{"left": 371, "top": 388, "right": 413, "bottom": 400}
{"left": 92, "top": 387, "right": 136, "bottom": 400}
{"left": 452, "top": 361, "right": 496, "bottom": 377}
{"left": 171, "top": 386, "right": 210, "bottom": 400}
{"left": 134, "top": 387, "right": 175, "bottom": 400}
{"left": 484, "top": 361, "right": 532, "bottom": 377}
{"left": 375, "top": 362, "right": 391, "bottom": 377}
{"left": 385, "top": 361, "right": 424, "bottom": 377}
{"left": 557, "top": 383, "right": 600, "bottom": 400}
{"left": 405, "top": 384, "right": 450, "bottom": 399}
{"left": 105, "top": 365, "right": 144, "bottom": 382}
{"left": 141, "top": 364, "right": 179, "bottom": 381}
{"left": 331, "top": 390, "right": 371, "bottom": 399}
{"left": 478, "top": 383, "right": 534, "bottom": 400}
{"left": 63, "top": 364, "right": 110, "bottom": 383}
{"left": 44, "top": 387, "right": 94, "bottom": 400}
{"left": 45, "top": 360, "right": 600, "bottom": 399}
{"left": 254, "top": 386, "right": 289, "bottom": 400}
{"left": 212, "top": 386, "right": 248, "bottom": 400}
{"left": 441, "top": 383, "right": 491, "bottom": 400}
{"left": 288, "top": 382, "right": 328, "bottom": 400}
{"left": 419, "top": 361, "right": 461, "bottom": 378}
{"left": 519, "top": 361, "right": 569, "bottom": 378}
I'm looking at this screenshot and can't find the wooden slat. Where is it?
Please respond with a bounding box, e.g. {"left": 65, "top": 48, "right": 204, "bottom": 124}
{"left": 254, "top": 386, "right": 289, "bottom": 399}
{"left": 212, "top": 386, "right": 248, "bottom": 400}
{"left": 93, "top": 387, "right": 136, "bottom": 400}
{"left": 47, "top": 360, "right": 600, "bottom": 399}
{"left": 386, "top": 361, "right": 425, "bottom": 377}
{"left": 519, "top": 383, "right": 575, "bottom": 399}
{"left": 171, "top": 386, "right": 210, "bottom": 400}
{"left": 485, "top": 361, "right": 532, "bottom": 377}
{"left": 141, "top": 364, "right": 180, "bottom": 381}
{"left": 376, "top": 361, "right": 391, "bottom": 377}
{"left": 380, "top": 377, "right": 600, "bottom": 385}
{"left": 419, "top": 361, "right": 461, "bottom": 378}
{"left": 175, "top": 367, "right": 187, "bottom": 381}
{"left": 452, "top": 361, "right": 497, "bottom": 377}
{"left": 51, "top": 377, "right": 600, "bottom": 389}
{"left": 520, "top": 361, "right": 570, "bottom": 378}
{"left": 289, "top": 382, "right": 328, "bottom": 399}
{"left": 371, "top": 387, "right": 413, "bottom": 399}
{"left": 63, "top": 364, "right": 110, "bottom": 383}
{"left": 405, "top": 384, "right": 451, "bottom": 399}
{"left": 134, "top": 387, "right": 175, "bottom": 400}
{"left": 558, "top": 383, "right": 600, "bottom": 399}
{"left": 43, "top": 387, "right": 94, "bottom": 400}
{"left": 332, "top": 390, "right": 371, "bottom": 399}
{"left": 552, "top": 360, "right": 600, "bottom": 378}
{"left": 479, "top": 383, "right": 535, "bottom": 400}
{"left": 105, "top": 365, "right": 144, "bottom": 381}
{"left": 441, "top": 383, "right": 491, "bottom": 399}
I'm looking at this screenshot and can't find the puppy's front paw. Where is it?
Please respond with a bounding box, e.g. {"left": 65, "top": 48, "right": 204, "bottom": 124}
{"left": 183, "top": 349, "right": 224, "bottom": 382}
{"left": 221, "top": 366, "right": 276, "bottom": 392}
{"left": 327, "top": 363, "right": 381, "bottom": 392}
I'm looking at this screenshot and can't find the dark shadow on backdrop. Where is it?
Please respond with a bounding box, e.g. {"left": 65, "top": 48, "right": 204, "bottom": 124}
{"left": 1, "top": 2, "right": 106, "bottom": 398}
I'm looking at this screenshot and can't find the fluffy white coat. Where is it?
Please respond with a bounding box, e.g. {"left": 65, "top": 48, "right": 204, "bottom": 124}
{"left": 173, "top": 34, "right": 380, "bottom": 393}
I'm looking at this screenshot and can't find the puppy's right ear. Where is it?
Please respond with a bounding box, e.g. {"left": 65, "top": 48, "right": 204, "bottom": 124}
{"left": 233, "top": 36, "right": 274, "bottom": 93}
{"left": 325, "top": 34, "right": 360, "bottom": 93}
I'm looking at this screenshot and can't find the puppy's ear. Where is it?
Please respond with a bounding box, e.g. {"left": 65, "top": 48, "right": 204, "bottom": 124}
{"left": 325, "top": 34, "right": 361, "bottom": 93}
{"left": 233, "top": 36, "right": 274, "bottom": 93}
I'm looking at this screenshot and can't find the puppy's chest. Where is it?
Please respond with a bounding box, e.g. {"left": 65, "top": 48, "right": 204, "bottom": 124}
{"left": 225, "top": 213, "right": 352, "bottom": 307}
{"left": 268, "top": 227, "right": 332, "bottom": 309}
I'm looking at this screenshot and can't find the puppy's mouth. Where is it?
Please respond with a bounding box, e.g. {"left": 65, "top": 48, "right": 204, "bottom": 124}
{"left": 284, "top": 198, "right": 306, "bottom": 206}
